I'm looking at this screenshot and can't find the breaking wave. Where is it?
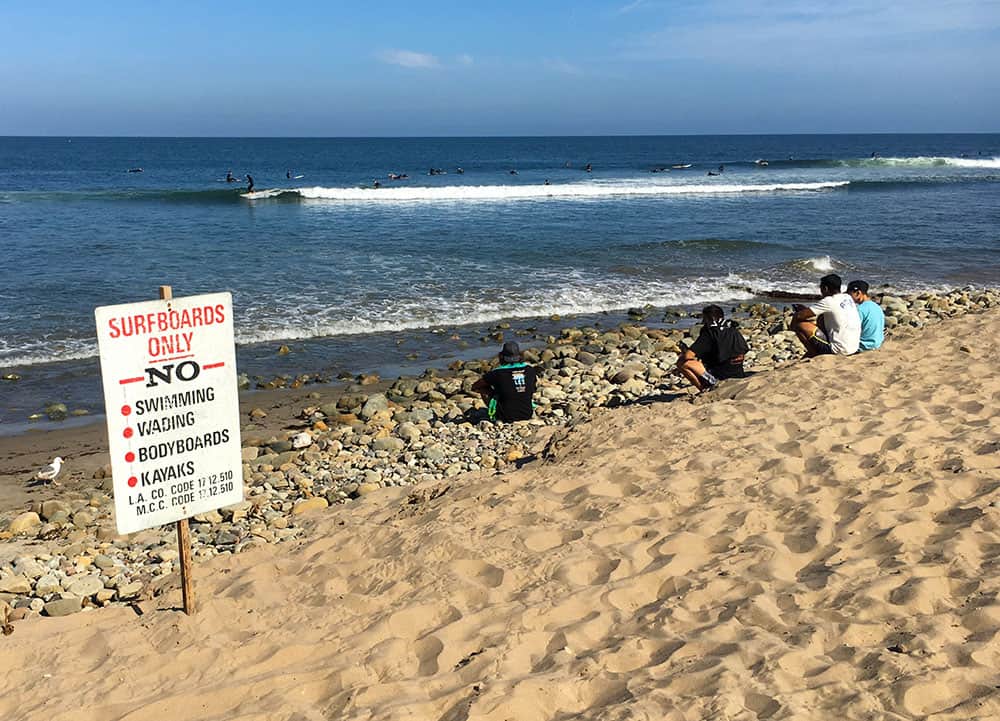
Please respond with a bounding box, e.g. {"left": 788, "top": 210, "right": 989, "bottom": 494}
{"left": 286, "top": 181, "right": 849, "bottom": 202}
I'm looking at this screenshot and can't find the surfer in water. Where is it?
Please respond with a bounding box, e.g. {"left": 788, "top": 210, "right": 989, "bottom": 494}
{"left": 246, "top": 174, "right": 254, "bottom": 193}
{"left": 226, "top": 170, "right": 235, "bottom": 183}
{"left": 286, "top": 170, "right": 292, "bottom": 179}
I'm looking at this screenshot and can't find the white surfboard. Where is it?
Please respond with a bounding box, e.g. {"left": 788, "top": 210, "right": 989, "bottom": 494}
{"left": 241, "top": 189, "right": 287, "bottom": 200}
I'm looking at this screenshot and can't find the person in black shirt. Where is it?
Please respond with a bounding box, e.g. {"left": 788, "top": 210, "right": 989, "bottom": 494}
{"left": 676, "top": 305, "right": 749, "bottom": 391}
{"left": 245, "top": 174, "right": 254, "bottom": 193}
{"left": 472, "top": 341, "right": 538, "bottom": 421}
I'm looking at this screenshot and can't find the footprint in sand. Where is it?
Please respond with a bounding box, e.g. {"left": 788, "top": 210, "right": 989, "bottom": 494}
{"left": 523, "top": 528, "right": 583, "bottom": 552}
{"left": 553, "top": 555, "right": 620, "bottom": 586}
{"left": 451, "top": 559, "right": 505, "bottom": 589}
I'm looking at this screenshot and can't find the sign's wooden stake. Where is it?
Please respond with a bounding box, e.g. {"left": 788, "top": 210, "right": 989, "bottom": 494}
{"left": 158, "top": 284, "right": 195, "bottom": 616}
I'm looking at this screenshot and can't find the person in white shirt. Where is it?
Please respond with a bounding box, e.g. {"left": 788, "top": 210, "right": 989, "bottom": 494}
{"left": 790, "top": 274, "right": 861, "bottom": 356}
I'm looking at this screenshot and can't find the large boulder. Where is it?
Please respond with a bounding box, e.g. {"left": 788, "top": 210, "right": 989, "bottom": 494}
{"left": 8, "top": 512, "right": 41, "bottom": 535}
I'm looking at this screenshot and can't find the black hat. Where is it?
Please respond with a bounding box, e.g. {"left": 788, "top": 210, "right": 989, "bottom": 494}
{"left": 499, "top": 341, "right": 522, "bottom": 363}
{"left": 846, "top": 280, "right": 869, "bottom": 294}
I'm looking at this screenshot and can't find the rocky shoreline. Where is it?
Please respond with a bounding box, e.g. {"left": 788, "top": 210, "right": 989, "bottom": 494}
{"left": 2, "top": 287, "right": 998, "bottom": 622}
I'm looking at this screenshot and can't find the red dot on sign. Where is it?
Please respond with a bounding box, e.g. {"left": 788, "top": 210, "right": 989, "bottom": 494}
{"left": 125, "top": 451, "right": 135, "bottom": 463}
{"left": 121, "top": 405, "right": 132, "bottom": 416}
{"left": 128, "top": 476, "right": 137, "bottom": 488}
{"left": 123, "top": 427, "right": 133, "bottom": 439}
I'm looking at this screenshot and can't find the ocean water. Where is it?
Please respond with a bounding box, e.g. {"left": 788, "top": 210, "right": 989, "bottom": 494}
{"left": 1, "top": 134, "right": 998, "bottom": 430}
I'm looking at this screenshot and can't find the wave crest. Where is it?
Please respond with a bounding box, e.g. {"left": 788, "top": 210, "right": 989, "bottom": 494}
{"left": 282, "top": 181, "right": 849, "bottom": 202}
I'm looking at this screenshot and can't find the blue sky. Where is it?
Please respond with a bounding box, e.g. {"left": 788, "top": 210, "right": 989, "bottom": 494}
{"left": 2, "top": 0, "right": 998, "bottom": 135}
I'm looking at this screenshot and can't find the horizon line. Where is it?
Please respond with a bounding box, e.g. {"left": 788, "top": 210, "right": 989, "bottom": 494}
{"left": 2, "top": 131, "right": 999, "bottom": 140}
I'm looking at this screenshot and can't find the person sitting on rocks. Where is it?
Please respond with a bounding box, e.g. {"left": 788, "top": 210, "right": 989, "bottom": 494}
{"left": 676, "top": 305, "right": 749, "bottom": 392}
{"left": 847, "top": 279, "right": 885, "bottom": 351}
{"left": 472, "top": 341, "right": 537, "bottom": 422}
{"left": 791, "top": 273, "right": 861, "bottom": 356}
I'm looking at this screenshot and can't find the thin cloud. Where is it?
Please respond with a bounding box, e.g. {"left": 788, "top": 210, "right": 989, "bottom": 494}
{"left": 377, "top": 49, "right": 440, "bottom": 69}
{"left": 617, "top": 0, "right": 648, "bottom": 14}
{"left": 457, "top": 53, "right": 474, "bottom": 65}
{"left": 545, "top": 57, "right": 583, "bottom": 75}
{"left": 618, "top": 0, "right": 1000, "bottom": 65}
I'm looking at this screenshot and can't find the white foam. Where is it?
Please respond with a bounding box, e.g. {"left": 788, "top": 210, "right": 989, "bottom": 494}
{"left": 846, "top": 156, "right": 1000, "bottom": 169}
{"left": 0, "top": 339, "right": 98, "bottom": 368}
{"left": 808, "top": 255, "right": 835, "bottom": 272}
{"left": 291, "top": 181, "right": 849, "bottom": 203}
{"left": 230, "top": 277, "right": 762, "bottom": 346}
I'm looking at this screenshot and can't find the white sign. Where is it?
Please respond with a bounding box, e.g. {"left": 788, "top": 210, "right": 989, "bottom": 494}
{"left": 95, "top": 292, "right": 244, "bottom": 534}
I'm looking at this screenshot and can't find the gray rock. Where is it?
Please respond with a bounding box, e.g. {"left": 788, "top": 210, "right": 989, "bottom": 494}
{"left": 40, "top": 500, "right": 71, "bottom": 522}
{"left": 44, "top": 597, "right": 82, "bottom": 617}
{"left": 66, "top": 575, "right": 104, "bottom": 598}
{"left": 13, "top": 557, "right": 45, "bottom": 580}
{"left": 214, "top": 530, "right": 240, "bottom": 546}
{"left": 45, "top": 402, "right": 69, "bottom": 421}
{"left": 419, "top": 445, "right": 448, "bottom": 462}
{"left": 396, "top": 408, "right": 436, "bottom": 424}
{"left": 153, "top": 548, "right": 180, "bottom": 563}
{"left": 373, "top": 436, "right": 405, "bottom": 452}
{"left": 395, "top": 422, "right": 422, "bottom": 443}
{"left": 361, "top": 394, "right": 390, "bottom": 420}
{"left": 116, "top": 581, "right": 143, "bottom": 600}
{"left": 34, "top": 575, "right": 61, "bottom": 597}
{"left": 0, "top": 575, "right": 32, "bottom": 595}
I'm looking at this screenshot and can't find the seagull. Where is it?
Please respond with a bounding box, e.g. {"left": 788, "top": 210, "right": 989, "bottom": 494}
{"left": 35, "top": 457, "right": 63, "bottom": 484}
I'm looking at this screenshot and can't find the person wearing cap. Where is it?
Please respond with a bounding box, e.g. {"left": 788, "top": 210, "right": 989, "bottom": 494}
{"left": 472, "top": 341, "right": 538, "bottom": 422}
{"left": 847, "top": 279, "right": 885, "bottom": 351}
{"left": 790, "top": 273, "right": 861, "bottom": 356}
{"left": 676, "top": 305, "right": 749, "bottom": 392}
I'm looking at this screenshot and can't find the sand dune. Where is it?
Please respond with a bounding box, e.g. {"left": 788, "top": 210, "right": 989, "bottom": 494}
{"left": 2, "top": 310, "right": 999, "bottom": 720}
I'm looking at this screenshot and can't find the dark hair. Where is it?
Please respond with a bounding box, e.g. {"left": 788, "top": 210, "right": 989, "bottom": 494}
{"left": 820, "top": 274, "right": 842, "bottom": 294}
{"left": 499, "top": 341, "right": 522, "bottom": 364}
{"left": 846, "top": 279, "right": 869, "bottom": 294}
{"left": 702, "top": 305, "right": 725, "bottom": 326}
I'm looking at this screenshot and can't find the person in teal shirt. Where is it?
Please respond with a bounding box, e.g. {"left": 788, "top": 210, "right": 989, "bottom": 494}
{"left": 847, "top": 280, "right": 885, "bottom": 350}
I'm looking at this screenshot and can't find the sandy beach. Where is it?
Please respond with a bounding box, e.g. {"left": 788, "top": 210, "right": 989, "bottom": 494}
{"left": 2, "top": 300, "right": 999, "bottom": 720}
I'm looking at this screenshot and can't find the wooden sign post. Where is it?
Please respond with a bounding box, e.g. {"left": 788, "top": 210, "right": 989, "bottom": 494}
{"left": 159, "top": 286, "right": 195, "bottom": 615}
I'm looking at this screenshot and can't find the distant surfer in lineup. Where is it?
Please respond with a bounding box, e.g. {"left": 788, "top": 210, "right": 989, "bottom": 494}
{"left": 246, "top": 174, "right": 254, "bottom": 193}
{"left": 509, "top": 169, "right": 518, "bottom": 175}
{"left": 456, "top": 167, "right": 464, "bottom": 174}
{"left": 226, "top": 170, "right": 235, "bottom": 183}
{"left": 871, "top": 152, "right": 880, "bottom": 159}
{"left": 585, "top": 163, "right": 592, "bottom": 173}
{"left": 373, "top": 180, "right": 381, "bottom": 189}
{"left": 286, "top": 170, "right": 292, "bottom": 179}
{"left": 127, "top": 167, "right": 143, "bottom": 173}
